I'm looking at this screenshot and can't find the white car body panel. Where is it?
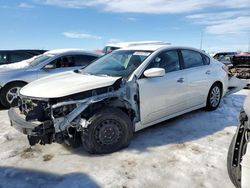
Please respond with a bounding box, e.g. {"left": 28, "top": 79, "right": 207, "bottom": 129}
{"left": 20, "top": 72, "right": 121, "bottom": 98}
{"left": 136, "top": 57, "right": 229, "bottom": 130}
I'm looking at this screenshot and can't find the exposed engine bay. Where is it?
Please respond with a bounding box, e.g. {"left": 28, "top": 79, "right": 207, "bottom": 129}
{"left": 229, "top": 55, "right": 250, "bottom": 80}
{"left": 10, "top": 78, "right": 139, "bottom": 147}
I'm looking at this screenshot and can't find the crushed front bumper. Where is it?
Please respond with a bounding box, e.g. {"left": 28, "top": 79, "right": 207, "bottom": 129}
{"left": 8, "top": 108, "right": 53, "bottom": 136}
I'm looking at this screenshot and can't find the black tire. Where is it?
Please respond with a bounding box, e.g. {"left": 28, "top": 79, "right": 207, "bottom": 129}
{"left": 205, "top": 82, "right": 222, "bottom": 111}
{"left": 0, "top": 82, "right": 26, "bottom": 108}
{"left": 81, "top": 108, "right": 133, "bottom": 154}
{"left": 66, "top": 129, "right": 82, "bottom": 148}
{"left": 227, "top": 135, "right": 241, "bottom": 188}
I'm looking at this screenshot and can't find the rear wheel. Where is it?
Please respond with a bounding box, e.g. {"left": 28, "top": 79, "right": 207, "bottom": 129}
{"left": 0, "top": 82, "right": 26, "bottom": 108}
{"left": 206, "top": 83, "right": 222, "bottom": 111}
{"left": 81, "top": 108, "right": 133, "bottom": 154}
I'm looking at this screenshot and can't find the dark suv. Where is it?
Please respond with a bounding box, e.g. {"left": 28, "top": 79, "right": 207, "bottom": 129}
{"left": 0, "top": 50, "right": 47, "bottom": 65}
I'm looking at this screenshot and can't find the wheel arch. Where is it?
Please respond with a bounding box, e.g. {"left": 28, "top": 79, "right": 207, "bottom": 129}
{"left": 83, "top": 97, "right": 136, "bottom": 123}
{"left": 2, "top": 80, "right": 28, "bottom": 88}
{"left": 206, "top": 80, "right": 223, "bottom": 99}
{"left": 0, "top": 80, "right": 28, "bottom": 95}
{"left": 213, "top": 80, "right": 223, "bottom": 91}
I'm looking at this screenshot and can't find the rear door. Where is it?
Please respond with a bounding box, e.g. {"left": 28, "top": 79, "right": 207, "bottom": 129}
{"left": 180, "top": 49, "right": 211, "bottom": 108}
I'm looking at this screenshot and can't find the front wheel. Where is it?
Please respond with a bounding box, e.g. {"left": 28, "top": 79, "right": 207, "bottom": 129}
{"left": 205, "top": 83, "right": 222, "bottom": 111}
{"left": 81, "top": 108, "right": 134, "bottom": 154}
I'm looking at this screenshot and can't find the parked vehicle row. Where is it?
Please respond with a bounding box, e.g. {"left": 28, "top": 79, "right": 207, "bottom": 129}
{"left": 7, "top": 44, "right": 246, "bottom": 154}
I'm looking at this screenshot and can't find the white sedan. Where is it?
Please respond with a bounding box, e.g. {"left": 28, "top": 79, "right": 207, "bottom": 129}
{"left": 9, "top": 45, "right": 244, "bottom": 154}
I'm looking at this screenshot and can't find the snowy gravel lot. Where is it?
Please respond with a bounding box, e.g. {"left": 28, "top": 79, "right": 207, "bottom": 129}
{"left": 0, "top": 89, "right": 249, "bottom": 188}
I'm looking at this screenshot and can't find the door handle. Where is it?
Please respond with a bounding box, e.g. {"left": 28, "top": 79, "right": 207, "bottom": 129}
{"left": 206, "top": 70, "right": 211, "bottom": 75}
{"left": 177, "top": 78, "right": 184, "bottom": 83}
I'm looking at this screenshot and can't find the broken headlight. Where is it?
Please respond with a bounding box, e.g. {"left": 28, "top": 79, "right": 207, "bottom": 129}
{"left": 52, "top": 104, "right": 77, "bottom": 118}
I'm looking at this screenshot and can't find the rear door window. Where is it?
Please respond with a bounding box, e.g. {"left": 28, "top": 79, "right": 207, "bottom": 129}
{"left": 181, "top": 50, "right": 204, "bottom": 69}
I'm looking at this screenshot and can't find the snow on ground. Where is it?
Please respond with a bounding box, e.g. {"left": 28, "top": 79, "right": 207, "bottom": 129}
{"left": 0, "top": 90, "right": 249, "bottom": 188}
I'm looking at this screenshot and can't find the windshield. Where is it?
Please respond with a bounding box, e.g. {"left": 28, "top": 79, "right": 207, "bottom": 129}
{"left": 82, "top": 50, "right": 152, "bottom": 78}
{"left": 29, "top": 54, "right": 54, "bottom": 67}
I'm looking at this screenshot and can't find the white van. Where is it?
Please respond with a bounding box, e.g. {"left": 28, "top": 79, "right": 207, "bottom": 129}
{"left": 102, "top": 41, "right": 170, "bottom": 54}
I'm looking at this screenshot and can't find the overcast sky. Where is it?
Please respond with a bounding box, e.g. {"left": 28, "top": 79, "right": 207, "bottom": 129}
{"left": 0, "top": 0, "right": 249, "bottom": 52}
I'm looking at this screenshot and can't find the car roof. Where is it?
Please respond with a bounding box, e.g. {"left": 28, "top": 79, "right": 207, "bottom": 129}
{"left": 119, "top": 44, "right": 170, "bottom": 51}
{"left": 44, "top": 49, "right": 102, "bottom": 57}
{"left": 118, "top": 45, "right": 206, "bottom": 54}
{"left": 106, "top": 41, "right": 170, "bottom": 48}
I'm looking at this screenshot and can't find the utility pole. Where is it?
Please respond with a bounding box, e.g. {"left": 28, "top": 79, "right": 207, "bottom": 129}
{"left": 200, "top": 30, "right": 203, "bottom": 50}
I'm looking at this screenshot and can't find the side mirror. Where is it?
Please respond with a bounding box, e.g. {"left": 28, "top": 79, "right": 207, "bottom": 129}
{"left": 43, "top": 64, "right": 54, "bottom": 70}
{"left": 144, "top": 68, "right": 165, "bottom": 78}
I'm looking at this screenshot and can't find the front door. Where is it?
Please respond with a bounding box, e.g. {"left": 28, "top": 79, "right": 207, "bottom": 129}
{"left": 137, "top": 50, "right": 188, "bottom": 126}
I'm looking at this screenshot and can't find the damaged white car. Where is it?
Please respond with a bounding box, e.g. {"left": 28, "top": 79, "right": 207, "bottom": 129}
{"left": 8, "top": 45, "right": 245, "bottom": 154}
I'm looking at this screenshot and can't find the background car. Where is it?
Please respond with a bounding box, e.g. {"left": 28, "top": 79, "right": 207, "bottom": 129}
{"left": 101, "top": 41, "right": 170, "bottom": 54}
{"left": 0, "top": 49, "right": 102, "bottom": 108}
{"left": 0, "top": 50, "right": 47, "bottom": 66}
{"left": 227, "top": 94, "right": 250, "bottom": 188}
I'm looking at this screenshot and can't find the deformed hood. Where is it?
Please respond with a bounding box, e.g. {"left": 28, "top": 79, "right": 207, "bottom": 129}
{"left": 20, "top": 71, "right": 121, "bottom": 98}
